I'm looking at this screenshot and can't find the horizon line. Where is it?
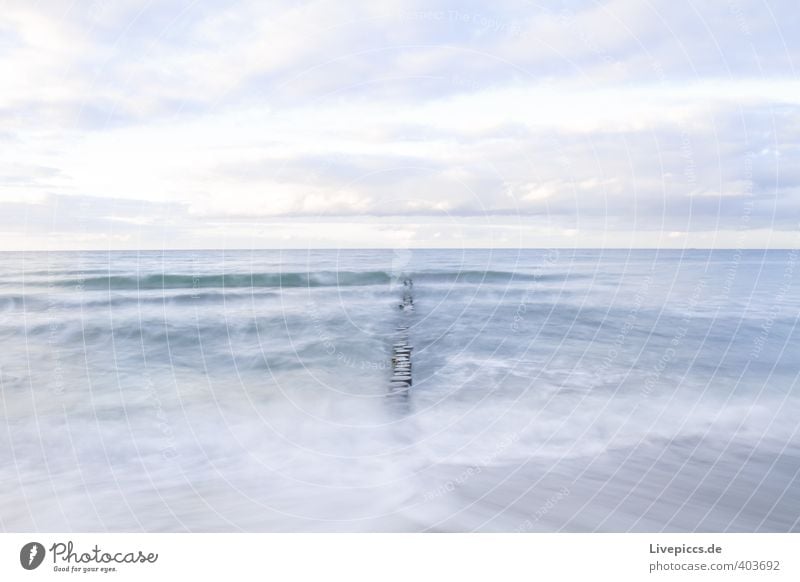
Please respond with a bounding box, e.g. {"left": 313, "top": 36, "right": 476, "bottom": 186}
{"left": 0, "top": 247, "right": 795, "bottom": 253}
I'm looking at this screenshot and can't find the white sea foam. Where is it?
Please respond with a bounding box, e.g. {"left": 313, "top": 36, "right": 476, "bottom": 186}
{"left": 1, "top": 249, "right": 798, "bottom": 531}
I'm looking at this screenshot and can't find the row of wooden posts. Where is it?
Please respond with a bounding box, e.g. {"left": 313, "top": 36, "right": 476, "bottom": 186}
{"left": 389, "top": 279, "right": 414, "bottom": 394}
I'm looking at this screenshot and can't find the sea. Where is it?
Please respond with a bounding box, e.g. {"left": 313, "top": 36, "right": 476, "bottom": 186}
{"left": 1, "top": 249, "right": 798, "bottom": 532}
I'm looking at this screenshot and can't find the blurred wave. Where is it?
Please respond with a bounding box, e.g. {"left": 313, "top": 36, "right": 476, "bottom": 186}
{"left": 1, "top": 249, "right": 798, "bottom": 532}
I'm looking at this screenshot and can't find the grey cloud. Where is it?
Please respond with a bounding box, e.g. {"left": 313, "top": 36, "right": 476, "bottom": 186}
{"left": 0, "top": 195, "right": 188, "bottom": 236}
{"left": 6, "top": 0, "right": 798, "bottom": 126}
{"left": 3, "top": 0, "right": 800, "bottom": 248}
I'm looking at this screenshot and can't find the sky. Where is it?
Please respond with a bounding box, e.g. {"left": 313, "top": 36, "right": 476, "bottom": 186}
{"left": 1, "top": 0, "right": 799, "bottom": 250}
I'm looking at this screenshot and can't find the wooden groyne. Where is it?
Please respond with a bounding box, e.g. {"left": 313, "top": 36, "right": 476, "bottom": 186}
{"left": 389, "top": 279, "right": 414, "bottom": 395}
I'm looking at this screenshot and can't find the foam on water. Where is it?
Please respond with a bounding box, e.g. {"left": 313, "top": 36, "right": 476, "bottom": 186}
{"left": 1, "top": 249, "right": 799, "bottom": 531}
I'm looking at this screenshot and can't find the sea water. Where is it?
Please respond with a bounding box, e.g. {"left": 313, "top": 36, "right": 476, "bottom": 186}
{"left": 1, "top": 249, "right": 798, "bottom": 531}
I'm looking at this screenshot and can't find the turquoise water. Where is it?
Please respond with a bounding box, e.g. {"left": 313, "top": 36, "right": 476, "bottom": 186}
{"left": 1, "top": 249, "right": 799, "bottom": 531}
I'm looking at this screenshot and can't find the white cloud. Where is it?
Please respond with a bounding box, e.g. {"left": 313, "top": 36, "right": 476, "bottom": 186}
{"left": 1, "top": 0, "right": 799, "bottom": 248}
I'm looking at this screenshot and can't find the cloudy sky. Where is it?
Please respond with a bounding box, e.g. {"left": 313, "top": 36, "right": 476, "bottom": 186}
{"left": 1, "top": 0, "right": 799, "bottom": 249}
